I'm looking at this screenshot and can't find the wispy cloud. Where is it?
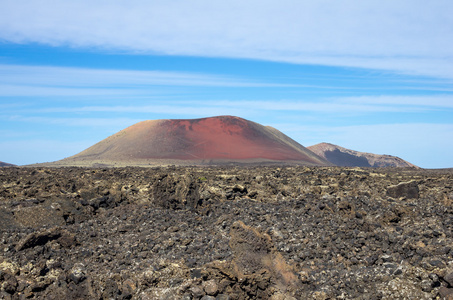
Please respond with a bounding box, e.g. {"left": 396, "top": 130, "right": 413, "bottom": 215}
{"left": 1, "top": 64, "right": 450, "bottom": 99}
{"left": 21, "top": 94, "right": 453, "bottom": 116}
{"left": 1, "top": 1, "right": 452, "bottom": 78}
{"left": 192, "top": 98, "right": 447, "bottom": 113}
{"left": 36, "top": 105, "right": 245, "bottom": 118}
{"left": 6, "top": 115, "right": 142, "bottom": 128}
{"left": 0, "top": 64, "right": 295, "bottom": 88}
{"left": 0, "top": 84, "right": 142, "bottom": 97}
{"left": 172, "top": 96, "right": 453, "bottom": 114}
{"left": 340, "top": 95, "right": 453, "bottom": 109}
{"left": 0, "top": 64, "right": 307, "bottom": 97}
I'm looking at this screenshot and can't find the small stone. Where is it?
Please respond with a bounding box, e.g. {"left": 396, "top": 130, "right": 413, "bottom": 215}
{"left": 30, "top": 279, "right": 52, "bottom": 292}
{"left": 429, "top": 273, "right": 439, "bottom": 282}
{"left": 444, "top": 271, "right": 453, "bottom": 286}
{"left": 365, "top": 255, "right": 378, "bottom": 265}
{"left": 102, "top": 279, "right": 120, "bottom": 299}
{"left": 1, "top": 276, "right": 18, "bottom": 294}
{"left": 393, "top": 268, "right": 403, "bottom": 275}
{"left": 381, "top": 254, "right": 392, "bottom": 262}
{"left": 203, "top": 279, "right": 218, "bottom": 296}
{"left": 383, "top": 262, "right": 398, "bottom": 269}
{"left": 169, "top": 278, "right": 183, "bottom": 287}
{"left": 69, "top": 264, "right": 86, "bottom": 284}
{"left": 122, "top": 279, "right": 137, "bottom": 294}
{"left": 312, "top": 291, "right": 329, "bottom": 300}
{"left": 191, "top": 269, "right": 202, "bottom": 278}
{"left": 201, "top": 296, "right": 216, "bottom": 300}
{"left": 429, "top": 259, "right": 445, "bottom": 268}
{"left": 216, "top": 295, "right": 230, "bottom": 300}
{"left": 191, "top": 286, "right": 204, "bottom": 298}
{"left": 350, "top": 257, "right": 359, "bottom": 264}
{"left": 181, "top": 294, "right": 192, "bottom": 300}
{"left": 0, "top": 291, "right": 12, "bottom": 299}
{"left": 232, "top": 185, "right": 247, "bottom": 194}
{"left": 15, "top": 227, "right": 62, "bottom": 251}
{"left": 439, "top": 287, "right": 453, "bottom": 298}
{"left": 270, "top": 293, "right": 297, "bottom": 300}
{"left": 421, "top": 279, "right": 432, "bottom": 292}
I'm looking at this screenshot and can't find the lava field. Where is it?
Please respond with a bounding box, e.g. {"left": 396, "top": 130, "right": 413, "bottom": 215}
{"left": 0, "top": 166, "right": 452, "bottom": 299}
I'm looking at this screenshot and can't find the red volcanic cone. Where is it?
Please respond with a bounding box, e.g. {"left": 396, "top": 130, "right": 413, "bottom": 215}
{"left": 59, "top": 116, "right": 330, "bottom": 166}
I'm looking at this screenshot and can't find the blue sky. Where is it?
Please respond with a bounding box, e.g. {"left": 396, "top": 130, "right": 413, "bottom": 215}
{"left": 0, "top": 1, "right": 452, "bottom": 168}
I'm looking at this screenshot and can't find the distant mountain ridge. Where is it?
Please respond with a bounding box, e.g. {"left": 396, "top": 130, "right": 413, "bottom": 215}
{"left": 0, "top": 161, "right": 16, "bottom": 167}
{"left": 307, "top": 143, "right": 418, "bottom": 168}
{"left": 49, "top": 116, "right": 330, "bottom": 167}
{"left": 33, "top": 116, "right": 419, "bottom": 168}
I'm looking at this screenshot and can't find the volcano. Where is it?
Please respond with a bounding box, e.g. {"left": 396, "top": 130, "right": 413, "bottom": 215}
{"left": 55, "top": 116, "right": 330, "bottom": 167}
{"left": 308, "top": 143, "right": 418, "bottom": 168}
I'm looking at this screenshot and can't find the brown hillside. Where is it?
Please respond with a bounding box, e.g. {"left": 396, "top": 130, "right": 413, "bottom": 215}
{"left": 53, "top": 116, "right": 330, "bottom": 167}
{"left": 308, "top": 142, "right": 419, "bottom": 168}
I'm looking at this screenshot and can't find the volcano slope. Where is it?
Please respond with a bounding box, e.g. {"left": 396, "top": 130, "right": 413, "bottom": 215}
{"left": 0, "top": 162, "right": 15, "bottom": 167}
{"left": 308, "top": 143, "right": 418, "bottom": 168}
{"left": 49, "top": 116, "right": 329, "bottom": 167}
{"left": 1, "top": 166, "right": 452, "bottom": 299}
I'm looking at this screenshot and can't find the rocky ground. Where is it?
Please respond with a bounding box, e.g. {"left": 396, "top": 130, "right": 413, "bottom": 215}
{"left": 0, "top": 166, "right": 452, "bottom": 299}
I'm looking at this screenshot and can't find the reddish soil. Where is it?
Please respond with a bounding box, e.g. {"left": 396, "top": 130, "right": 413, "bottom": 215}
{"left": 58, "top": 116, "right": 329, "bottom": 166}
{"left": 161, "top": 117, "right": 307, "bottom": 160}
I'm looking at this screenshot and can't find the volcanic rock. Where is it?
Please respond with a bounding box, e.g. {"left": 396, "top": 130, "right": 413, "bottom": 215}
{"left": 308, "top": 142, "right": 418, "bottom": 168}
{"left": 445, "top": 271, "right": 453, "bottom": 286}
{"left": 15, "top": 227, "right": 76, "bottom": 251}
{"left": 47, "top": 116, "right": 330, "bottom": 167}
{"left": 439, "top": 287, "right": 453, "bottom": 299}
{"left": 0, "top": 166, "right": 452, "bottom": 299}
{"left": 386, "top": 181, "right": 420, "bottom": 199}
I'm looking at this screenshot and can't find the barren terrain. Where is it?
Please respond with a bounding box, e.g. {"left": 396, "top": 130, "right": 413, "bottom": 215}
{"left": 308, "top": 143, "right": 417, "bottom": 168}
{"left": 49, "top": 116, "right": 329, "bottom": 167}
{"left": 0, "top": 166, "right": 452, "bottom": 299}
{"left": 0, "top": 162, "right": 15, "bottom": 167}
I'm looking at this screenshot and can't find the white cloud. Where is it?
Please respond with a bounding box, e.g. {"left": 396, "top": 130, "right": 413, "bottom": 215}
{"left": 36, "top": 105, "right": 246, "bottom": 118}
{"left": 0, "top": 64, "right": 285, "bottom": 88}
{"left": 195, "top": 99, "right": 422, "bottom": 113}
{"left": 340, "top": 95, "right": 453, "bottom": 108}
{"left": 6, "top": 115, "right": 141, "bottom": 128}
{"left": 1, "top": 64, "right": 451, "bottom": 99}
{"left": 175, "top": 96, "right": 453, "bottom": 113}
{"left": 1, "top": 1, "right": 452, "bottom": 78}
{"left": 21, "top": 94, "right": 453, "bottom": 117}
{"left": 0, "top": 64, "right": 303, "bottom": 97}
{"left": 0, "top": 84, "right": 141, "bottom": 97}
